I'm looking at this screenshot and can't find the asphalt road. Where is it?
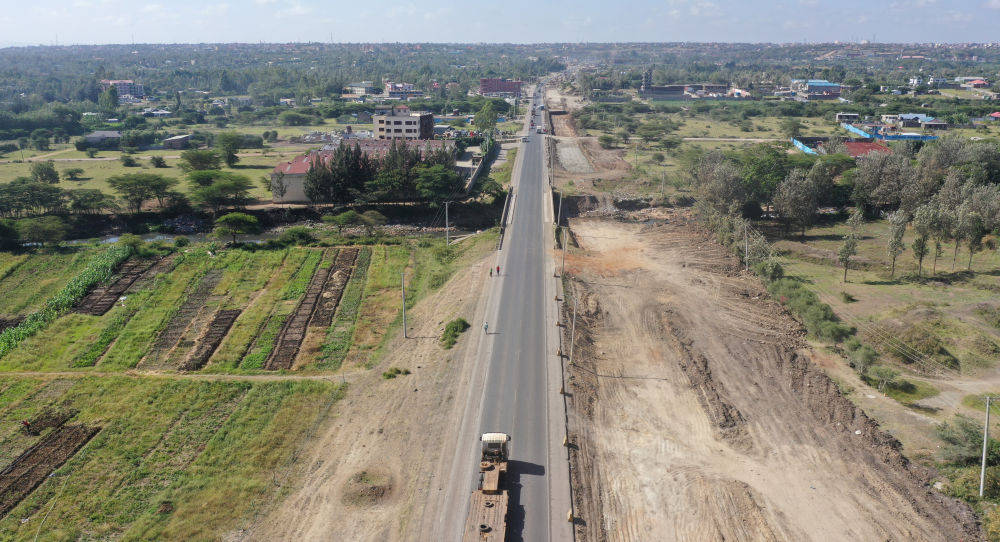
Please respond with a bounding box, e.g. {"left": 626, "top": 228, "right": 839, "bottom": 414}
{"left": 476, "top": 95, "right": 552, "bottom": 541}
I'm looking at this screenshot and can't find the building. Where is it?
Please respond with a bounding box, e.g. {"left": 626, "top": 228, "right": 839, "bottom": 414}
{"left": 989, "top": 112, "right": 1000, "bottom": 121}
{"left": 479, "top": 78, "right": 524, "bottom": 97}
{"left": 100, "top": 79, "right": 145, "bottom": 99}
{"left": 835, "top": 112, "right": 860, "bottom": 122}
{"left": 345, "top": 81, "right": 375, "bottom": 95}
{"left": 373, "top": 108, "right": 434, "bottom": 140}
{"left": 83, "top": 130, "right": 121, "bottom": 147}
{"left": 383, "top": 81, "right": 423, "bottom": 100}
{"left": 142, "top": 108, "right": 171, "bottom": 118}
{"left": 791, "top": 79, "right": 841, "bottom": 100}
{"left": 163, "top": 134, "right": 191, "bottom": 150}
{"left": 270, "top": 139, "right": 455, "bottom": 203}
{"left": 966, "top": 79, "right": 990, "bottom": 88}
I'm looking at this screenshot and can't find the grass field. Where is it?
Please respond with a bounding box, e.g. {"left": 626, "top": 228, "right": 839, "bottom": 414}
{"left": 0, "top": 375, "right": 342, "bottom": 540}
{"left": 0, "top": 248, "right": 98, "bottom": 317}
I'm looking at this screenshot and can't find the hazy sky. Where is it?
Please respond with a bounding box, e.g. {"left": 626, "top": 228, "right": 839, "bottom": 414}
{"left": 0, "top": 0, "right": 998, "bottom": 46}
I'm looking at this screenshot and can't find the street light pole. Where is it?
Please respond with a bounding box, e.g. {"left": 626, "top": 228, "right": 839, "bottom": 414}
{"left": 561, "top": 226, "right": 568, "bottom": 277}
{"left": 445, "top": 201, "right": 450, "bottom": 246}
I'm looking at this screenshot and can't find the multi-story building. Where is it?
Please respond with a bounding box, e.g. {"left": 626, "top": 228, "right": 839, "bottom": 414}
{"left": 479, "top": 78, "right": 524, "bottom": 97}
{"left": 373, "top": 108, "right": 434, "bottom": 140}
{"left": 345, "top": 81, "right": 375, "bottom": 95}
{"left": 383, "top": 81, "right": 424, "bottom": 100}
{"left": 790, "top": 79, "right": 841, "bottom": 100}
{"left": 100, "top": 79, "right": 145, "bottom": 99}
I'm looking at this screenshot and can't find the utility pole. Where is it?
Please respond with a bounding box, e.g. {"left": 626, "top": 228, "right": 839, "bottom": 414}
{"left": 556, "top": 190, "right": 563, "bottom": 226}
{"left": 445, "top": 201, "right": 450, "bottom": 246}
{"left": 401, "top": 271, "right": 407, "bottom": 339}
{"left": 744, "top": 223, "right": 749, "bottom": 271}
{"left": 982, "top": 395, "right": 992, "bottom": 497}
{"left": 561, "top": 226, "right": 568, "bottom": 277}
{"left": 568, "top": 287, "right": 578, "bottom": 365}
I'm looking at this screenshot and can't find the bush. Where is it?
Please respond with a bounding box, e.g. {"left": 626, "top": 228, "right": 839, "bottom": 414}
{"left": 277, "top": 226, "right": 316, "bottom": 246}
{"left": 173, "top": 236, "right": 189, "bottom": 248}
{"left": 382, "top": 367, "right": 411, "bottom": 379}
{"left": 753, "top": 260, "right": 784, "bottom": 282}
{"left": 120, "top": 155, "right": 138, "bottom": 167}
{"left": 150, "top": 156, "right": 168, "bottom": 168}
{"left": 441, "top": 317, "right": 470, "bottom": 349}
{"left": 597, "top": 134, "right": 615, "bottom": 149}
{"left": 85, "top": 148, "right": 98, "bottom": 158}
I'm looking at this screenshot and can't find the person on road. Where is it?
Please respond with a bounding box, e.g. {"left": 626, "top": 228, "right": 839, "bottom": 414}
{"left": 496, "top": 265, "right": 500, "bottom": 275}
{"left": 483, "top": 322, "right": 489, "bottom": 334}
{"left": 489, "top": 268, "right": 493, "bottom": 277}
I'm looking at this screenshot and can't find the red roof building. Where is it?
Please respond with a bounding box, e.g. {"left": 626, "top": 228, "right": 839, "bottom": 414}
{"left": 842, "top": 141, "right": 891, "bottom": 158}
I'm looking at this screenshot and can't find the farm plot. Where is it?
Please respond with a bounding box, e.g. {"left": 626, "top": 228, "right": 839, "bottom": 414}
{"left": 179, "top": 309, "right": 242, "bottom": 371}
{"left": 0, "top": 249, "right": 95, "bottom": 317}
{"left": 0, "top": 424, "right": 100, "bottom": 517}
{"left": 139, "top": 269, "right": 224, "bottom": 371}
{"left": 265, "top": 249, "right": 338, "bottom": 370}
{"left": 0, "top": 375, "right": 342, "bottom": 540}
{"left": 311, "top": 247, "right": 360, "bottom": 327}
{"left": 74, "top": 256, "right": 163, "bottom": 316}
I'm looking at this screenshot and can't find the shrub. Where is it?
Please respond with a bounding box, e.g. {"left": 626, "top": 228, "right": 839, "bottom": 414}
{"left": 150, "top": 156, "right": 168, "bottom": 168}
{"left": 441, "top": 317, "right": 470, "bottom": 349}
{"left": 382, "top": 367, "right": 411, "bottom": 379}
{"left": 120, "top": 155, "right": 138, "bottom": 167}
{"left": 753, "top": 260, "right": 784, "bottom": 282}
{"left": 173, "top": 236, "right": 190, "bottom": 248}
{"left": 277, "top": 226, "right": 316, "bottom": 246}
{"left": 840, "top": 291, "right": 856, "bottom": 303}
{"left": 85, "top": 148, "right": 99, "bottom": 158}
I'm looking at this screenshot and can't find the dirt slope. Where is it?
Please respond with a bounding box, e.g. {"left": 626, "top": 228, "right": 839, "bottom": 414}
{"left": 564, "top": 214, "right": 980, "bottom": 542}
{"left": 236, "top": 255, "right": 493, "bottom": 541}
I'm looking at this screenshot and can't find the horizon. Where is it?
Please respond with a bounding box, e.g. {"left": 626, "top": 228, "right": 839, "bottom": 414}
{"left": 1, "top": 0, "right": 999, "bottom": 46}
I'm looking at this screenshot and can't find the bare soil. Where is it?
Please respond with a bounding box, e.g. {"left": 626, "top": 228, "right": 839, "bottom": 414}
{"left": 0, "top": 317, "right": 24, "bottom": 333}
{"left": 139, "top": 269, "right": 224, "bottom": 370}
{"left": 563, "top": 214, "right": 980, "bottom": 542}
{"left": 0, "top": 424, "right": 99, "bottom": 517}
{"left": 75, "top": 257, "right": 160, "bottom": 316}
{"left": 265, "top": 249, "right": 335, "bottom": 370}
{"left": 311, "top": 247, "right": 359, "bottom": 327}
{"left": 181, "top": 309, "right": 242, "bottom": 371}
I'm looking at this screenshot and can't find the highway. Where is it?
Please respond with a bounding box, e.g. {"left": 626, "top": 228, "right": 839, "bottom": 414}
{"left": 475, "top": 93, "right": 553, "bottom": 541}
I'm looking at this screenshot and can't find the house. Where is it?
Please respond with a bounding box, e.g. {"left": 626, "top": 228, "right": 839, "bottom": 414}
{"left": 920, "top": 118, "right": 948, "bottom": 130}
{"left": 989, "top": 112, "right": 1000, "bottom": 121}
{"left": 142, "top": 108, "right": 171, "bottom": 118}
{"left": 83, "top": 130, "right": 121, "bottom": 147}
{"left": 835, "top": 112, "right": 860, "bottom": 122}
{"left": 896, "top": 113, "right": 935, "bottom": 127}
{"left": 791, "top": 79, "right": 841, "bottom": 100}
{"left": 345, "top": 81, "right": 375, "bottom": 95}
{"left": 163, "top": 134, "right": 191, "bottom": 150}
{"left": 279, "top": 98, "right": 296, "bottom": 107}
{"left": 967, "top": 79, "right": 990, "bottom": 89}
{"left": 269, "top": 139, "right": 455, "bottom": 203}
{"left": 479, "top": 78, "right": 524, "bottom": 97}
{"left": 382, "top": 82, "right": 423, "bottom": 100}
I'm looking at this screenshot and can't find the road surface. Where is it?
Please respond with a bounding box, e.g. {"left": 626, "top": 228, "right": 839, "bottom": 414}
{"left": 438, "top": 87, "right": 571, "bottom": 542}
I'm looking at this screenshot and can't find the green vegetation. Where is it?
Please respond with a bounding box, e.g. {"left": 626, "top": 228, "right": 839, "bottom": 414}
{"left": 0, "top": 375, "right": 342, "bottom": 540}
{"left": 319, "top": 247, "right": 371, "bottom": 370}
{"left": 381, "top": 367, "right": 411, "bottom": 379}
{"left": 441, "top": 317, "right": 470, "bottom": 349}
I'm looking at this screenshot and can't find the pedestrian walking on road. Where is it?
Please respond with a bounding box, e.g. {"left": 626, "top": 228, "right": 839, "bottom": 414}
{"left": 496, "top": 265, "right": 500, "bottom": 275}
{"left": 483, "top": 322, "right": 489, "bottom": 334}
{"left": 489, "top": 268, "right": 493, "bottom": 277}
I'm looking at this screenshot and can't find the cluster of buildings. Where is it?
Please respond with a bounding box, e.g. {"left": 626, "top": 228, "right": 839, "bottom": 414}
{"left": 638, "top": 82, "right": 747, "bottom": 100}
{"left": 773, "top": 79, "right": 844, "bottom": 101}
{"left": 479, "top": 78, "right": 524, "bottom": 98}
{"left": 341, "top": 80, "right": 426, "bottom": 102}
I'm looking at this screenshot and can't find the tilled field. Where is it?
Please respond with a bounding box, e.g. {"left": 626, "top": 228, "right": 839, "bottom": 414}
{"left": 75, "top": 257, "right": 160, "bottom": 316}
{"left": 0, "top": 424, "right": 99, "bottom": 517}
{"left": 311, "top": 247, "right": 360, "bottom": 327}
{"left": 563, "top": 215, "right": 980, "bottom": 542}
{"left": 180, "top": 309, "right": 242, "bottom": 371}
{"left": 139, "top": 269, "right": 223, "bottom": 370}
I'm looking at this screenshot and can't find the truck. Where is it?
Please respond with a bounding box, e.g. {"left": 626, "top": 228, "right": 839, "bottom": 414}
{"left": 463, "top": 432, "right": 511, "bottom": 542}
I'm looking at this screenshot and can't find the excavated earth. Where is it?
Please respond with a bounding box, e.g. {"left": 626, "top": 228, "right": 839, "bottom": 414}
{"left": 563, "top": 212, "right": 981, "bottom": 542}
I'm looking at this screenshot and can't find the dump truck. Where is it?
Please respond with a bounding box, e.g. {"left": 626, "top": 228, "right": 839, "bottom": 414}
{"left": 463, "top": 432, "right": 511, "bottom": 542}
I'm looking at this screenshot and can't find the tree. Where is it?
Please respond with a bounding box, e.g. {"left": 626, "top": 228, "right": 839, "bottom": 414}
{"left": 85, "top": 148, "right": 99, "bottom": 158}
{"left": 359, "top": 210, "right": 387, "bottom": 236}
{"left": 107, "top": 173, "right": 179, "bottom": 213}
{"left": 323, "top": 210, "right": 361, "bottom": 233}
{"left": 597, "top": 134, "right": 615, "bottom": 149}
{"left": 214, "top": 212, "right": 260, "bottom": 244}
{"left": 780, "top": 117, "right": 802, "bottom": 139}
{"left": 66, "top": 189, "right": 116, "bottom": 215}
{"left": 0, "top": 219, "right": 18, "bottom": 250}
{"left": 773, "top": 168, "right": 818, "bottom": 238}
{"left": 838, "top": 209, "right": 863, "bottom": 282}
{"left": 179, "top": 149, "right": 222, "bottom": 171}
{"left": 886, "top": 210, "right": 907, "bottom": 278}
{"left": 189, "top": 173, "right": 253, "bottom": 214}
{"left": 956, "top": 205, "right": 986, "bottom": 270}
{"left": 473, "top": 102, "right": 498, "bottom": 133}
{"left": 870, "top": 365, "right": 899, "bottom": 393}
{"left": 911, "top": 204, "right": 936, "bottom": 276}
{"left": 16, "top": 216, "right": 67, "bottom": 247}
{"left": 215, "top": 131, "right": 242, "bottom": 167}
{"left": 414, "top": 164, "right": 462, "bottom": 204}
{"left": 98, "top": 85, "right": 119, "bottom": 116}
{"left": 63, "top": 167, "right": 85, "bottom": 181}
{"left": 29, "top": 161, "right": 59, "bottom": 184}
{"left": 150, "top": 156, "right": 167, "bottom": 168}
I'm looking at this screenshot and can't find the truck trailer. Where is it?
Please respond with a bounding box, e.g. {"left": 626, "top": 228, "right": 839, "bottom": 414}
{"left": 463, "top": 432, "right": 511, "bottom": 541}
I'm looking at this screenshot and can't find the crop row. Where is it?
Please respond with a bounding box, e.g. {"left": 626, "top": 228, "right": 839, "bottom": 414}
{"left": 0, "top": 245, "right": 131, "bottom": 359}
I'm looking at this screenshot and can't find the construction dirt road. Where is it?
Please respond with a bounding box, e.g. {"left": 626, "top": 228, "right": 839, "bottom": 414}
{"left": 563, "top": 212, "right": 981, "bottom": 542}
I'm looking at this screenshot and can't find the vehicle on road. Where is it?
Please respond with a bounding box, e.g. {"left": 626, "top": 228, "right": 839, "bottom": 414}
{"left": 463, "top": 432, "right": 511, "bottom": 541}
{"left": 522, "top": 136, "right": 530, "bottom": 142}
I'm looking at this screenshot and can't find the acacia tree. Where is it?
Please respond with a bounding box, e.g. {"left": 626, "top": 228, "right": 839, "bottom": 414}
{"left": 215, "top": 131, "right": 243, "bottom": 167}
{"left": 839, "top": 209, "right": 864, "bottom": 282}
{"left": 955, "top": 203, "right": 986, "bottom": 271}
{"left": 214, "top": 212, "right": 259, "bottom": 244}
{"left": 886, "top": 210, "right": 907, "bottom": 278}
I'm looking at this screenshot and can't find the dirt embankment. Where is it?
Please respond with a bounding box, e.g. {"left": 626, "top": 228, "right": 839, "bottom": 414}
{"left": 563, "top": 213, "right": 980, "bottom": 542}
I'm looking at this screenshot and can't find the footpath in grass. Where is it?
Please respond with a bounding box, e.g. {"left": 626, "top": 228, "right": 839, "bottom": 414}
{"left": 0, "top": 375, "right": 342, "bottom": 541}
